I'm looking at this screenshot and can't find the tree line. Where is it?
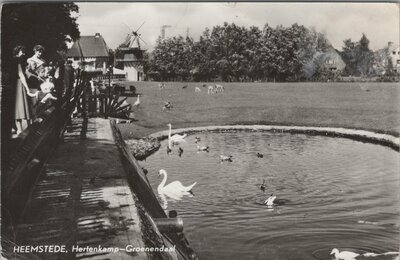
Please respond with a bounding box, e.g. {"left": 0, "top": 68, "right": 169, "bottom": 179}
{"left": 146, "top": 22, "right": 388, "bottom": 82}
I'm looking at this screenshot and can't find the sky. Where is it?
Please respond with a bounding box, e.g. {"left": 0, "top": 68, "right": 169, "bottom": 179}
{"left": 75, "top": 2, "right": 399, "bottom": 51}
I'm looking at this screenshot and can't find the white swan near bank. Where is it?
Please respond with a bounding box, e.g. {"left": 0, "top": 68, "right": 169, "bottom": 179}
{"left": 167, "top": 123, "right": 187, "bottom": 145}
{"left": 157, "top": 169, "right": 197, "bottom": 199}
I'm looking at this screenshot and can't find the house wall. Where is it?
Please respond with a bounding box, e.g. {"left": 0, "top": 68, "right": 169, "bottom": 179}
{"left": 68, "top": 57, "right": 108, "bottom": 73}
{"left": 124, "top": 64, "right": 143, "bottom": 81}
{"left": 389, "top": 46, "right": 400, "bottom": 72}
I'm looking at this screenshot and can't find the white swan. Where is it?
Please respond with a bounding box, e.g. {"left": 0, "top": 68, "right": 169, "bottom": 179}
{"left": 157, "top": 169, "right": 197, "bottom": 199}
{"left": 264, "top": 194, "right": 277, "bottom": 206}
{"left": 330, "top": 248, "right": 359, "bottom": 260}
{"left": 133, "top": 95, "right": 140, "bottom": 107}
{"left": 167, "top": 123, "right": 187, "bottom": 145}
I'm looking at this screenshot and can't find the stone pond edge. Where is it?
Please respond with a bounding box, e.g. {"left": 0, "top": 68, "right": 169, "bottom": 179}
{"left": 147, "top": 125, "right": 400, "bottom": 152}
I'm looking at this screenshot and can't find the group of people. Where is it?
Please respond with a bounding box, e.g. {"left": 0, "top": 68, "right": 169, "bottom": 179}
{"left": 12, "top": 44, "right": 76, "bottom": 135}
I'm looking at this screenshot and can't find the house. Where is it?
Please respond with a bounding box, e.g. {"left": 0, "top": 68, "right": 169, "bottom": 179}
{"left": 372, "top": 42, "right": 400, "bottom": 75}
{"left": 387, "top": 42, "right": 400, "bottom": 72}
{"left": 303, "top": 48, "right": 346, "bottom": 78}
{"left": 67, "top": 33, "right": 110, "bottom": 72}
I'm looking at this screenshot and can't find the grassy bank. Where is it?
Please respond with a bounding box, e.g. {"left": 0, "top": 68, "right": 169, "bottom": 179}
{"left": 116, "top": 81, "right": 399, "bottom": 139}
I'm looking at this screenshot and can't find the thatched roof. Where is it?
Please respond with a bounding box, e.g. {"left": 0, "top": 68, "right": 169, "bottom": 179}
{"left": 67, "top": 33, "right": 109, "bottom": 58}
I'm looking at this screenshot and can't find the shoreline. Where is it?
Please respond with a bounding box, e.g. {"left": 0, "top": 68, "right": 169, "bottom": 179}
{"left": 145, "top": 124, "right": 399, "bottom": 152}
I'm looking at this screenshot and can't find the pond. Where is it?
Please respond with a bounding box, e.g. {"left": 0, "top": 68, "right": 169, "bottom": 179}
{"left": 140, "top": 131, "right": 399, "bottom": 260}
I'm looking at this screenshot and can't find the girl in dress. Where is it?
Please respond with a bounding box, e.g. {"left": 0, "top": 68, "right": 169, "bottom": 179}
{"left": 13, "top": 45, "right": 31, "bottom": 134}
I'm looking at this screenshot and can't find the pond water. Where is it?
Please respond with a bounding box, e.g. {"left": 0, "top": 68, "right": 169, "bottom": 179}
{"left": 139, "top": 131, "right": 400, "bottom": 260}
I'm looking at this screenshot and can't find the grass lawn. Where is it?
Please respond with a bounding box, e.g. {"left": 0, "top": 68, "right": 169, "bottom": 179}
{"left": 115, "top": 81, "right": 399, "bottom": 139}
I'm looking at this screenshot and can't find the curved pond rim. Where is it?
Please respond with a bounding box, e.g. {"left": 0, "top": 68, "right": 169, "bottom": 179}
{"left": 148, "top": 125, "right": 399, "bottom": 152}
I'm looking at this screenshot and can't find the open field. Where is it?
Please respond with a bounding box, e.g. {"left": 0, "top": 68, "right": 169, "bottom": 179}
{"left": 116, "top": 82, "right": 399, "bottom": 139}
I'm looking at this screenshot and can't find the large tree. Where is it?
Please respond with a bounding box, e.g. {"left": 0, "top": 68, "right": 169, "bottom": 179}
{"left": 341, "top": 34, "right": 374, "bottom": 76}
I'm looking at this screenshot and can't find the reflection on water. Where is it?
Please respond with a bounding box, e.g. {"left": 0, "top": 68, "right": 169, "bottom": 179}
{"left": 140, "top": 132, "right": 400, "bottom": 260}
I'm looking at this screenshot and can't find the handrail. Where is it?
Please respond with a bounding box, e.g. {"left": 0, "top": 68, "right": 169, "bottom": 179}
{"left": 2, "top": 71, "right": 91, "bottom": 225}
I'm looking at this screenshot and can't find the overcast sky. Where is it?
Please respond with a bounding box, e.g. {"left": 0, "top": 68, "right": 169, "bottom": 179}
{"left": 76, "top": 2, "right": 399, "bottom": 51}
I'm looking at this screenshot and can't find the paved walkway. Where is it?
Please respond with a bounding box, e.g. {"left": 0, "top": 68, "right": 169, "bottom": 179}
{"left": 7, "top": 118, "right": 177, "bottom": 260}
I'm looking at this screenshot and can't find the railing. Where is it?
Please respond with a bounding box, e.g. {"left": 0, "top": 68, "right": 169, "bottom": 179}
{"left": 92, "top": 74, "right": 126, "bottom": 81}
{"left": 2, "top": 70, "right": 91, "bottom": 226}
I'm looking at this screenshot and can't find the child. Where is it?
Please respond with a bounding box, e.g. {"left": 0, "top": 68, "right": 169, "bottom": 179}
{"left": 25, "top": 79, "right": 58, "bottom": 118}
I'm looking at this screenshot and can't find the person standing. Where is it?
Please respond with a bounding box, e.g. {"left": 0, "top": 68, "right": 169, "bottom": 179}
{"left": 25, "top": 45, "right": 46, "bottom": 90}
{"left": 13, "top": 45, "right": 31, "bottom": 134}
{"left": 63, "top": 59, "right": 75, "bottom": 100}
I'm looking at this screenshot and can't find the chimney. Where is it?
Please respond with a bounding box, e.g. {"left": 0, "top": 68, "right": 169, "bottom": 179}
{"left": 95, "top": 33, "right": 100, "bottom": 38}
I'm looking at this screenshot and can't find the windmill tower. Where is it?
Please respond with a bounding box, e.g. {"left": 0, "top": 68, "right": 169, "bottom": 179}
{"left": 115, "top": 22, "right": 147, "bottom": 81}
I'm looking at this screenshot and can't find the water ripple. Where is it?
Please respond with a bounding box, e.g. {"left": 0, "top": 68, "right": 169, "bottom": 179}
{"left": 141, "top": 132, "right": 399, "bottom": 260}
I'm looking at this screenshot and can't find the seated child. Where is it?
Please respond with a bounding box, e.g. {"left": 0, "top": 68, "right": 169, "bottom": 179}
{"left": 37, "top": 79, "right": 58, "bottom": 104}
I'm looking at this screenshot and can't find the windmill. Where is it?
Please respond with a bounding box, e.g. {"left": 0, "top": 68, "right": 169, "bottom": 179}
{"left": 121, "top": 22, "right": 147, "bottom": 50}
{"left": 115, "top": 22, "right": 147, "bottom": 81}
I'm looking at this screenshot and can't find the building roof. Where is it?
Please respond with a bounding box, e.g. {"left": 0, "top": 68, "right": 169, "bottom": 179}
{"left": 67, "top": 33, "right": 109, "bottom": 58}
{"left": 388, "top": 43, "right": 400, "bottom": 53}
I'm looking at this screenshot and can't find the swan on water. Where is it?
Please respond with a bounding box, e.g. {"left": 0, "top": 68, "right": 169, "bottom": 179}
{"left": 257, "top": 152, "right": 264, "bottom": 158}
{"left": 167, "top": 123, "right": 187, "bottom": 145}
{"left": 157, "top": 169, "right": 197, "bottom": 199}
{"left": 197, "top": 145, "right": 209, "bottom": 152}
{"left": 264, "top": 194, "right": 277, "bottom": 206}
{"left": 330, "top": 248, "right": 359, "bottom": 260}
{"left": 220, "top": 155, "right": 233, "bottom": 162}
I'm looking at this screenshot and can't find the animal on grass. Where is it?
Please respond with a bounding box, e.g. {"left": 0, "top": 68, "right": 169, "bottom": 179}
{"left": 182, "top": 84, "right": 188, "bottom": 89}
{"left": 197, "top": 145, "right": 209, "bottom": 152}
{"left": 194, "top": 137, "right": 201, "bottom": 143}
{"left": 167, "top": 145, "right": 172, "bottom": 154}
{"left": 207, "top": 85, "right": 216, "bottom": 95}
{"left": 157, "top": 169, "right": 197, "bottom": 200}
{"left": 163, "top": 101, "right": 173, "bottom": 110}
{"left": 158, "top": 82, "right": 165, "bottom": 89}
{"left": 220, "top": 155, "right": 233, "bottom": 162}
{"left": 195, "top": 87, "right": 201, "bottom": 93}
{"left": 167, "top": 123, "right": 187, "bottom": 145}
{"left": 178, "top": 147, "right": 184, "bottom": 157}
{"left": 257, "top": 152, "right": 264, "bottom": 158}
{"left": 215, "top": 84, "right": 224, "bottom": 92}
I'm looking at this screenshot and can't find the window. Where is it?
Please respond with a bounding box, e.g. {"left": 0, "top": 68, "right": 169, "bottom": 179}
{"left": 326, "top": 59, "right": 335, "bottom": 65}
